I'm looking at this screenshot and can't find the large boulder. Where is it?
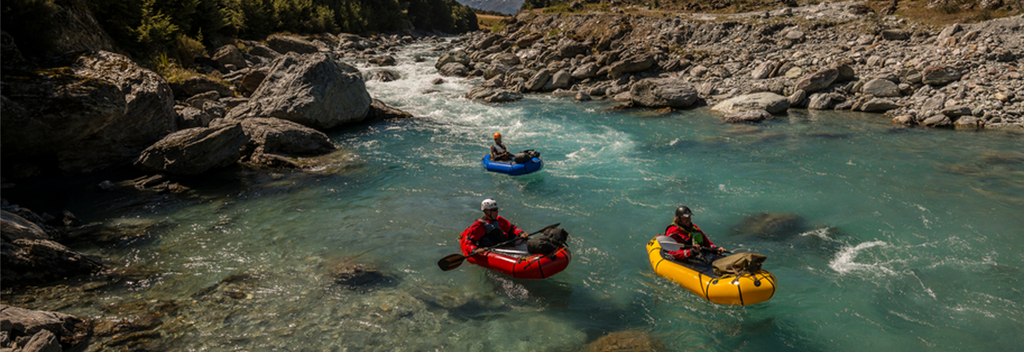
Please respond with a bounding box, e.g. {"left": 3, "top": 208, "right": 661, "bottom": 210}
{"left": 438, "top": 62, "right": 469, "bottom": 77}
{"left": 0, "top": 305, "right": 85, "bottom": 351}
{"left": 240, "top": 118, "right": 336, "bottom": 156}
{"left": 435, "top": 50, "right": 470, "bottom": 70}
{"left": 1, "top": 210, "right": 104, "bottom": 287}
{"left": 226, "top": 52, "right": 372, "bottom": 130}
{"left": 266, "top": 34, "right": 319, "bottom": 54}
{"left": 240, "top": 118, "right": 337, "bottom": 168}
{"left": 134, "top": 123, "right": 248, "bottom": 175}
{"left": 628, "top": 78, "right": 698, "bottom": 108}
{"left": 0, "top": 50, "right": 176, "bottom": 176}
{"left": 711, "top": 92, "right": 791, "bottom": 114}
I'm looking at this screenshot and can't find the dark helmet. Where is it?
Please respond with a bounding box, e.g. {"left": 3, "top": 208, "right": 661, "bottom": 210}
{"left": 675, "top": 206, "right": 693, "bottom": 217}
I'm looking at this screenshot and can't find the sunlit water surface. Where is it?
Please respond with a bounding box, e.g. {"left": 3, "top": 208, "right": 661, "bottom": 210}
{"left": 9, "top": 42, "right": 1024, "bottom": 351}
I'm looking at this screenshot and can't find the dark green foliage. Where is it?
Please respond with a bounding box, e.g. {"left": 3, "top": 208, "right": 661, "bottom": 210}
{"left": 1, "top": 0, "right": 59, "bottom": 57}
{"left": 521, "top": 0, "right": 569, "bottom": 11}
{"left": 0, "top": 0, "right": 477, "bottom": 64}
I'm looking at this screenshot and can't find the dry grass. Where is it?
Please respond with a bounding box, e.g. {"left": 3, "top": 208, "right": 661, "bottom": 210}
{"left": 476, "top": 14, "right": 510, "bottom": 32}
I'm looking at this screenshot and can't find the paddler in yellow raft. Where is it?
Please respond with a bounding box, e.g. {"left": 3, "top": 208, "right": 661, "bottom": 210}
{"left": 647, "top": 206, "right": 777, "bottom": 305}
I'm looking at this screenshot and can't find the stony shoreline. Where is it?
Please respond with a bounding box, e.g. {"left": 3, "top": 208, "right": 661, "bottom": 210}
{"left": 440, "top": 2, "right": 1023, "bottom": 130}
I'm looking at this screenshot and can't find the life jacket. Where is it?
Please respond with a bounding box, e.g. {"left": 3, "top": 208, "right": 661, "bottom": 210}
{"left": 478, "top": 217, "right": 507, "bottom": 247}
{"left": 665, "top": 223, "right": 706, "bottom": 246}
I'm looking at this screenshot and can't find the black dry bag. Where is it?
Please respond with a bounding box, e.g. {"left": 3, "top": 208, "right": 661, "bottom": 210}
{"left": 527, "top": 227, "right": 569, "bottom": 254}
{"left": 514, "top": 149, "right": 541, "bottom": 163}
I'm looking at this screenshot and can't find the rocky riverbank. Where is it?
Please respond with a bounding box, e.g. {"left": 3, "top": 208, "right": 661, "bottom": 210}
{"left": 441, "top": 2, "right": 1022, "bottom": 130}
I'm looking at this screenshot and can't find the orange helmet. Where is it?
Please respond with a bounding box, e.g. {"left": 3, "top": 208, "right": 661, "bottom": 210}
{"left": 493, "top": 132, "right": 501, "bottom": 139}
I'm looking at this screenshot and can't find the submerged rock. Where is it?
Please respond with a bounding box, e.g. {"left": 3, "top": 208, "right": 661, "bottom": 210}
{"left": 584, "top": 330, "right": 663, "bottom": 352}
{"left": 2, "top": 210, "right": 104, "bottom": 287}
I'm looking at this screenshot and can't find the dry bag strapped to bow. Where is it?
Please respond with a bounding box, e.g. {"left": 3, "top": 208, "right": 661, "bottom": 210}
{"left": 527, "top": 227, "right": 569, "bottom": 254}
{"left": 513, "top": 150, "right": 541, "bottom": 164}
{"left": 712, "top": 252, "right": 767, "bottom": 276}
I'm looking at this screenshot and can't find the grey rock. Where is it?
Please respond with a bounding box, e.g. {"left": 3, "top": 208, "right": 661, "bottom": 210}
{"left": 439, "top": 62, "right": 469, "bottom": 77}
{"left": 880, "top": 29, "right": 909, "bottom": 41}
{"left": 751, "top": 61, "right": 777, "bottom": 79}
{"left": 953, "top": 116, "right": 985, "bottom": 129}
{"left": 862, "top": 78, "right": 901, "bottom": 97}
{"left": 629, "top": 78, "right": 698, "bottom": 108}
{"left": 571, "top": 62, "right": 600, "bottom": 79}
{"left": 608, "top": 53, "right": 655, "bottom": 78}
{"left": 525, "top": 69, "right": 553, "bottom": 92}
{"left": 179, "top": 106, "right": 212, "bottom": 129}
{"left": 364, "top": 99, "right": 413, "bottom": 124}
{"left": 722, "top": 109, "right": 772, "bottom": 123}
{"left": 711, "top": 92, "right": 790, "bottom": 114}
{"left": 795, "top": 67, "right": 839, "bottom": 93}
{"left": 240, "top": 68, "right": 269, "bottom": 94}
{"left": 1, "top": 211, "right": 104, "bottom": 286}
{"left": 247, "top": 42, "right": 281, "bottom": 60}
{"left": 267, "top": 34, "right": 319, "bottom": 54}
{"left": 937, "top": 23, "right": 962, "bottom": 43}
{"left": 860, "top": 98, "right": 900, "bottom": 112}
{"left": 922, "top": 114, "right": 953, "bottom": 127}
{"left": 542, "top": 70, "right": 572, "bottom": 91}
{"left": 576, "top": 91, "right": 592, "bottom": 101}
{"left": 240, "top": 118, "right": 336, "bottom": 168}
{"left": 212, "top": 45, "right": 247, "bottom": 69}
{"left": 21, "top": 329, "right": 61, "bottom": 352}
{"left": 369, "top": 55, "right": 396, "bottom": 66}
{"left": 0, "top": 305, "right": 81, "bottom": 345}
{"left": 0, "top": 51, "right": 176, "bottom": 175}
{"left": 788, "top": 90, "right": 808, "bottom": 108}
{"left": 941, "top": 105, "right": 972, "bottom": 118}
{"left": 135, "top": 123, "right": 248, "bottom": 175}
{"left": 465, "top": 87, "right": 523, "bottom": 103}
{"left": 226, "top": 52, "right": 372, "bottom": 130}
{"left": 435, "top": 50, "right": 470, "bottom": 70}
{"left": 807, "top": 93, "right": 835, "bottom": 110}
{"left": 922, "top": 65, "right": 962, "bottom": 86}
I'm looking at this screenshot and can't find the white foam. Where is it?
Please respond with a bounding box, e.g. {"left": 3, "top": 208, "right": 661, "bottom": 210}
{"left": 829, "top": 240, "right": 896, "bottom": 276}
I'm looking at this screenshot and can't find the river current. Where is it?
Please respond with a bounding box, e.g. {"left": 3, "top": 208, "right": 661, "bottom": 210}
{"left": 7, "top": 41, "right": 1024, "bottom": 351}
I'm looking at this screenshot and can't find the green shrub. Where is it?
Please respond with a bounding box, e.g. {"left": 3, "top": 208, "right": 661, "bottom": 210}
{"left": 171, "top": 33, "right": 207, "bottom": 67}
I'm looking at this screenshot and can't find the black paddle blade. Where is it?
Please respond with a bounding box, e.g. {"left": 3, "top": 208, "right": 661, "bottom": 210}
{"left": 437, "top": 254, "right": 467, "bottom": 271}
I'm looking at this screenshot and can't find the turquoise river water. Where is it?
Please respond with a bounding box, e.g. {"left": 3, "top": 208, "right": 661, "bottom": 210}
{"left": 6, "top": 41, "right": 1024, "bottom": 351}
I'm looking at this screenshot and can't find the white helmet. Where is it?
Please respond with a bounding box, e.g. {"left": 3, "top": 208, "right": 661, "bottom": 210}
{"left": 481, "top": 199, "right": 498, "bottom": 211}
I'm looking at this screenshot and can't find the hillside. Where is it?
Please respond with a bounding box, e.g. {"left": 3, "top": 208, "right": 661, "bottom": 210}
{"left": 457, "top": 0, "right": 525, "bottom": 15}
